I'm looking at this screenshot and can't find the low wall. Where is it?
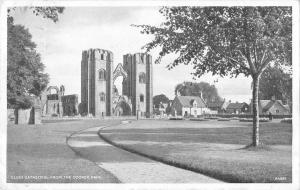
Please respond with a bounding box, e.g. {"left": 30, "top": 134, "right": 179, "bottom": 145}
{"left": 10, "top": 108, "right": 41, "bottom": 125}
{"left": 7, "top": 109, "right": 15, "bottom": 124}
{"left": 16, "top": 108, "right": 31, "bottom": 124}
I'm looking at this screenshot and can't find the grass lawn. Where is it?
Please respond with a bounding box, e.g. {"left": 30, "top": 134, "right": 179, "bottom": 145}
{"left": 100, "top": 120, "right": 292, "bottom": 183}
{"left": 7, "top": 119, "right": 121, "bottom": 183}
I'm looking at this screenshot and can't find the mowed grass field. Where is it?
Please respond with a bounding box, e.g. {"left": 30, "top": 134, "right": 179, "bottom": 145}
{"left": 7, "top": 119, "right": 121, "bottom": 183}
{"left": 100, "top": 119, "right": 292, "bottom": 183}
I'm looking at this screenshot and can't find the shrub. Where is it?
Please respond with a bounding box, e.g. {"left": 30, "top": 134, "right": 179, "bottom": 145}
{"left": 169, "top": 117, "right": 183, "bottom": 120}
{"left": 239, "top": 118, "right": 270, "bottom": 122}
{"left": 281, "top": 118, "right": 292, "bottom": 124}
{"left": 204, "top": 117, "right": 220, "bottom": 120}
{"left": 190, "top": 118, "right": 209, "bottom": 121}
{"left": 218, "top": 118, "right": 230, "bottom": 121}
{"left": 51, "top": 113, "right": 58, "bottom": 117}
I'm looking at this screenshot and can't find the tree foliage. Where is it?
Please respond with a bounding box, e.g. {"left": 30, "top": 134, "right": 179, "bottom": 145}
{"left": 7, "top": 7, "right": 64, "bottom": 109}
{"left": 259, "top": 65, "right": 292, "bottom": 103}
{"left": 153, "top": 94, "right": 170, "bottom": 108}
{"left": 8, "top": 7, "right": 65, "bottom": 23}
{"left": 135, "top": 6, "right": 292, "bottom": 146}
{"left": 135, "top": 7, "right": 291, "bottom": 77}
{"left": 7, "top": 19, "right": 49, "bottom": 108}
{"left": 175, "top": 81, "right": 221, "bottom": 103}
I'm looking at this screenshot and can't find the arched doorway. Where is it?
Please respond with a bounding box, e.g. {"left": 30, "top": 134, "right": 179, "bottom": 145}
{"left": 112, "top": 63, "right": 132, "bottom": 116}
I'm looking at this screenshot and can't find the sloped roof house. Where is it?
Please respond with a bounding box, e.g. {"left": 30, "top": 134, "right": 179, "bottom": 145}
{"left": 171, "top": 96, "right": 210, "bottom": 116}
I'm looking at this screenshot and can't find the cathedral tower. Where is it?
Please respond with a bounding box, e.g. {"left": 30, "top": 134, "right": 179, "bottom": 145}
{"left": 81, "top": 49, "right": 113, "bottom": 116}
{"left": 122, "top": 53, "right": 153, "bottom": 118}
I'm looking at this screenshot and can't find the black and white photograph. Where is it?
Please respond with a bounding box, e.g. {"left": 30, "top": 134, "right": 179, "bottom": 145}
{"left": 0, "top": 0, "right": 299, "bottom": 190}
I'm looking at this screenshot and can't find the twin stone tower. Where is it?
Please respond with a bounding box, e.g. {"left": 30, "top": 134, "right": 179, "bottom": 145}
{"left": 81, "top": 49, "right": 153, "bottom": 118}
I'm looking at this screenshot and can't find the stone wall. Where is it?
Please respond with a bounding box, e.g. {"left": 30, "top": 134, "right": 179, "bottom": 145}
{"left": 14, "top": 107, "right": 41, "bottom": 124}
{"left": 81, "top": 49, "right": 153, "bottom": 118}
{"left": 7, "top": 109, "right": 15, "bottom": 124}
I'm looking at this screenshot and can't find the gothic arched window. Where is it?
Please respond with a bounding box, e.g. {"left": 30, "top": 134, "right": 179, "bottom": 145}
{"left": 100, "top": 92, "right": 106, "bottom": 102}
{"left": 99, "top": 69, "right": 106, "bottom": 81}
{"left": 140, "top": 94, "right": 144, "bottom": 102}
{"left": 139, "top": 72, "right": 146, "bottom": 83}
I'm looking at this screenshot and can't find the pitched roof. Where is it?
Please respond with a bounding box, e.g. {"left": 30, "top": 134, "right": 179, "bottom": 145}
{"left": 283, "top": 105, "right": 290, "bottom": 111}
{"left": 262, "top": 101, "right": 275, "bottom": 111}
{"left": 259, "top": 100, "right": 271, "bottom": 109}
{"left": 227, "top": 102, "right": 247, "bottom": 109}
{"left": 207, "top": 101, "right": 224, "bottom": 108}
{"left": 260, "top": 100, "right": 289, "bottom": 112}
{"left": 176, "top": 96, "right": 207, "bottom": 108}
{"left": 222, "top": 101, "right": 230, "bottom": 109}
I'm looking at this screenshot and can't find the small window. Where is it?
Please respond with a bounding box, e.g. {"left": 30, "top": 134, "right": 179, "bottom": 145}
{"left": 276, "top": 109, "right": 279, "bottom": 113}
{"left": 101, "top": 54, "right": 104, "bottom": 60}
{"left": 140, "top": 94, "right": 144, "bottom": 102}
{"left": 100, "top": 93, "right": 106, "bottom": 102}
{"left": 139, "top": 72, "right": 146, "bottom": 83}
{"left": 99, "top": 69, "right": 106, "bottom": 80}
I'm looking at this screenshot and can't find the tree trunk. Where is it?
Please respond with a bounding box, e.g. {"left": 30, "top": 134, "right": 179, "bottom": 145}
{"left": 252, "top": 75, "right": 260, "bottom": 146}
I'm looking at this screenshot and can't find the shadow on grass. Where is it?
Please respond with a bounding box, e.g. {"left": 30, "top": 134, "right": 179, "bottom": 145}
{"left": 240, "top": 144, "right": 273, "bottom": 151}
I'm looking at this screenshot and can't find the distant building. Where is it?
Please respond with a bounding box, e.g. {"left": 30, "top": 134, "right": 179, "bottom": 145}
{"left": 226, "top": 102, "right": 249, "bottom": 114}
{"left": 250, "top": 96, "right": 291, "bottom": 115}
{"left": 41, "top": 85, "right": 79, "bottom": 117}
{"left": 81, "top": 49, "right": 153, "bottom": 117}
{"left": 171, "top": 96, "right": 210, "bottom": 117}
{"left": 207, "top": 100, "right": 230, "bottom": 114}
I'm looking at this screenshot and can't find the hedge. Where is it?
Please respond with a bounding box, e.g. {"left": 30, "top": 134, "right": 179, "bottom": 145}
{"left": 206, "top": 114, "right": 292, "bottom": 119}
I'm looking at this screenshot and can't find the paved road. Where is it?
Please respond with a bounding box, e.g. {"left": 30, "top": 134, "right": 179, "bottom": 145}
{"left": 67, "top": 126, "right": 221, "bottom": 183}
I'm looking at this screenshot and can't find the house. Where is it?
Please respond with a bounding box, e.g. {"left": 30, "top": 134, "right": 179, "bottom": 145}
{"left": 170, "top": 96, "right": 210, "bottom": 117}
{"left": 250, "top": 100, "right": 291, "bottom": 115}
{"left": 226, "top": 102, "right": 249, "bottom": 114}
{"left": 249, "top": 96, "right": 291, "bottom": 115}
{"left": 207, "top": 99, "right": 230, "bottom": 114}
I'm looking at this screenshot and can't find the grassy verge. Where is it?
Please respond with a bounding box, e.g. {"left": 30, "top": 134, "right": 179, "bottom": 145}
{"left": 100, "top": 120, "right": 292, "bottom": 183}
{"left": 7, "top": 120, "right": 121, "bottom": 183}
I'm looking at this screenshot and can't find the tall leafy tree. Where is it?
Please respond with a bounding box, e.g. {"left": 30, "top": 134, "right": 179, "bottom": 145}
{"left": 7, "top": 7, "right": 64, "bottom": 109}
{"left": 259, "top": 65, "right": 292, "bottom": 104}
{"left": 135, "top": 7, "right": 292, "bottom": 146}
{"left": 153, "top": 94, "right": 170, "bottom": 108}
{"left": 175, "top": 81, "right": 222, "bottom": 103}
{"left": 8, "top": 7, "right": 64, "bottom": 23}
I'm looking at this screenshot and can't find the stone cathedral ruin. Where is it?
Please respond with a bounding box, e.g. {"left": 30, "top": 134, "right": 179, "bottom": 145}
{"left": 80, "top": 49, "right": 153, "bottom": 118}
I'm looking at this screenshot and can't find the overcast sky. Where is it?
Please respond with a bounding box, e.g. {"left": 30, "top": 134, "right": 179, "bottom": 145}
{"left": 12, "top": 7, "right": 252, "bottom": 103}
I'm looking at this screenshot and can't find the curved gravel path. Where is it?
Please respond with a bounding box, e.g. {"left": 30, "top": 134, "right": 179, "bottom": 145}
{"left": 67, "top": 126, "right": 221, "bottom": 183}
